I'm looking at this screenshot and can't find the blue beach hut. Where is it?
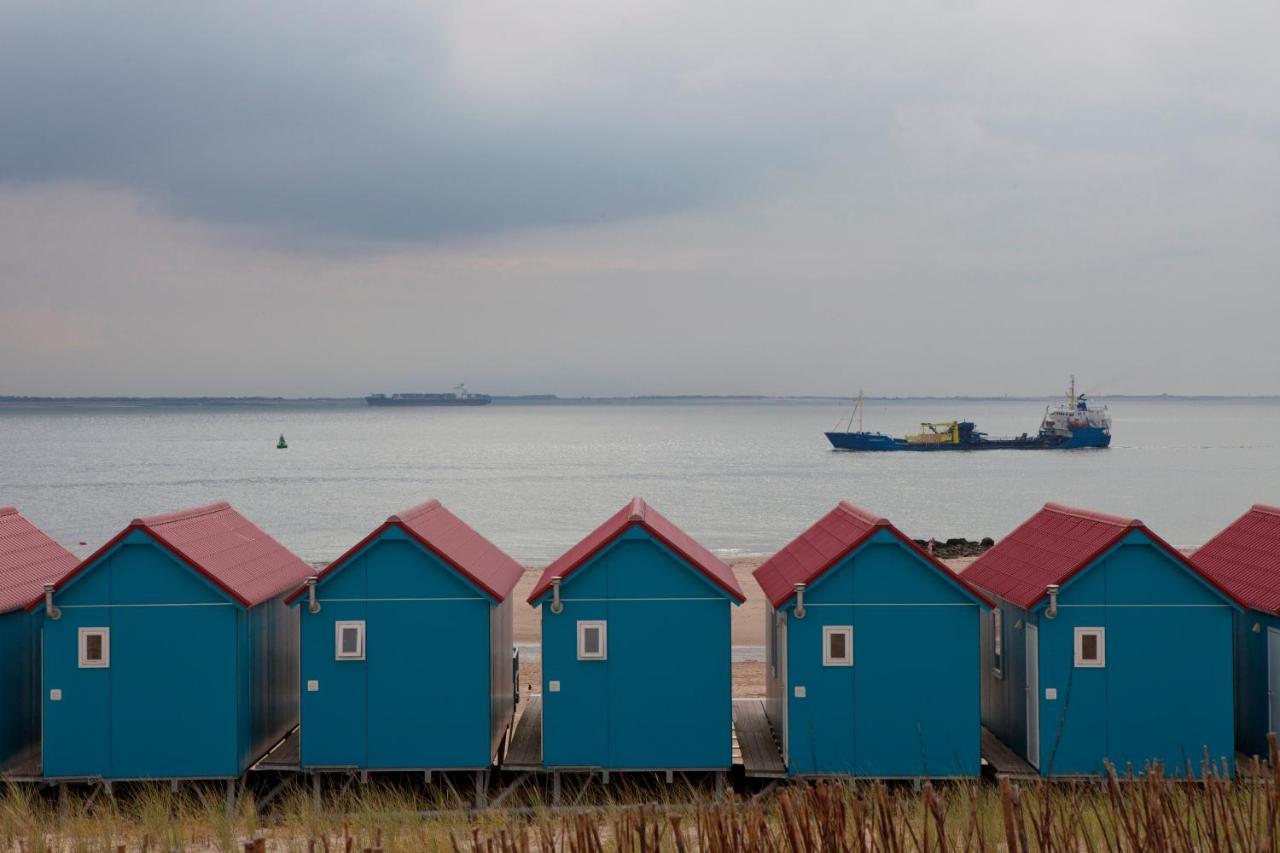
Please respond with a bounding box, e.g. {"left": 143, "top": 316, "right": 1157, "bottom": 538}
{"left": 966, "top": 502, "right": 1242, "bottom": 777}
{"left": 32, "top": 502, "right": 312, "bottom": 780}
{"left": 1190, "top": 504, "right": 1280, "bottom": 759}
{"left": 285, "top": 500, "right": 523, "bottom": 772}
{"left": 0, "top": 508, "right": 78, "bottom": 774}
{"left": 753, "top": 502, "right": 992, "bottom": 778}
{"left": 528, "top": 498, "right": 745, "bottom": 771}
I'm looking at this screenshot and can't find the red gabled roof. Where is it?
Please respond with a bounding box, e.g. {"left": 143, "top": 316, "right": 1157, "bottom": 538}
{"left": 963, "top": 502, "right": 1242, "bottom": 611}
{"left": 528, "top": 498, "right": 745, "bottom": 604}
{"left": 0, "top": 508, "right": 79, "bottom": 614}
{"left": 31, "top": 502, "right": 312, "bottom": 610}
{"left": 1191, "top": 505, "right": 1280, "bottom": 614}
{"left": 752, "top": 501, "right": 994, "bottom": 609}
{"left": 285, "top": 500, "right": 524, "bottom": 604}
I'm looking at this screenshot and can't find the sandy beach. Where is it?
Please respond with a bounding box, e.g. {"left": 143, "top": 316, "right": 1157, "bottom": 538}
{"left": 514, "top": 556, "right": 979, "bottom": 699}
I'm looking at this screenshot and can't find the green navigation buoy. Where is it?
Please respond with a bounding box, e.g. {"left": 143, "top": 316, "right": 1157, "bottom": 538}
{"left": 277, "top": 434, "right": 288, "bottom": 449}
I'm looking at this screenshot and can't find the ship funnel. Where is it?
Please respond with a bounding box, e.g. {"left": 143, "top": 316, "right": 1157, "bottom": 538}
{"left": 793, "top": 583, "right": 807, "bottom": 620}
{"left": 1045, "top": 584, "right": 1060, "bottom": 620}
{"left": 550, "top": 577, "right": 564, "bottom": 614}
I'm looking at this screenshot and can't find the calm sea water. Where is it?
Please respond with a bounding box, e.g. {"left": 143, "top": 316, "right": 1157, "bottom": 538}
{"left": 2, "top": 398, "right": 1277, "bottom": 564}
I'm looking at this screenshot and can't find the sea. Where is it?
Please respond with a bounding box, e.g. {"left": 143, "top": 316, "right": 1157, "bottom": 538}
{"left": 2, "top": 397, "right": 1278, "bottom": 565}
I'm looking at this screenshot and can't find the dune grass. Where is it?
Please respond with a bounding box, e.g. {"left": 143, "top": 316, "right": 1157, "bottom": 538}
{"left": 0, "top": 752, "right": 1277, "bottom": 851}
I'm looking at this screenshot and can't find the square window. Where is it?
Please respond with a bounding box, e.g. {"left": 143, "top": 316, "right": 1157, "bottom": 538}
{"left": 823, "top": 626, "right": 853, "bottom": 666}
{"left": 79, "top": 627, "right": 110, "bottom": 669}
{"left": 577, "top": 621, "right": 607, "bottom": 660}
{"left": 1074, "top": 627, "right": 1105, "bottom": 668}
{"left": 335, "top": 621, "right": 365, "bottom": 661}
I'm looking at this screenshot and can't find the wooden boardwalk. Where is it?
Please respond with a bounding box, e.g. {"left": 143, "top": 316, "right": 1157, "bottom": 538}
{"left": 505, "top": 695, "right": 543, "bottom": 769}
{"left": 980, "top": 727, "right": 1038, "bottom": 780}
{"left": 733, "top": 699, "right": 787, "bottom": 777}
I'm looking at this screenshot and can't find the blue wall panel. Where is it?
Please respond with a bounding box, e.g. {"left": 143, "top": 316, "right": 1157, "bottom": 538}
{"left": 540, "top": 528, "right": 734, "bottom": 770}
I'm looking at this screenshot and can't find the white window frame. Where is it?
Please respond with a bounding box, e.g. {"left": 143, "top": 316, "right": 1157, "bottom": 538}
{"left": 78, "top": 627, "right": 110, "bottom": 669}
{"left": 334, "top": 621, "right": 366, "bottom": 661}
{"left": 577, "top": 620, "right": 607, "bottom": 661}
{"left": 992, "top": 608, "right": 1004, "bottom": 679}
{"left": 1074, "top": 626, "right": 1105, "bottom": 668}
{"left": 823, "top": 625, "right": 853, "bottom": 667}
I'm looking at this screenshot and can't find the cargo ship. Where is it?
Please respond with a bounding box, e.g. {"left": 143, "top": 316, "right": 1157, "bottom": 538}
{"left": 365, "top": 384, "right": 492, "bottom": 407}
{"left": 825, "top": 378, "right": 1111, "bottom": 451}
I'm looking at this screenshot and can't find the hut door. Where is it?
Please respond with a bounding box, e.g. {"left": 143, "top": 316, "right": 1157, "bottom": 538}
{"left": 1025, "top": 624, "right": 1040, "bottom": 769}
{"left": 1268, "top": 628, "right": 1280, "bottom": 735}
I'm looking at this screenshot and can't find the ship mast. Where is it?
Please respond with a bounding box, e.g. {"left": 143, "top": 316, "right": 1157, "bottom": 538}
{"left": 858, "top": 388, "right": 864, "bottom": 432}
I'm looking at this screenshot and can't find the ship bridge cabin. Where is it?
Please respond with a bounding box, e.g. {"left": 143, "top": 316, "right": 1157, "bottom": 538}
{"left": 0, "top": 508, "right": 78, "bottom": 775}
{"left": 754, "top": 502, "right": 991, "bottom": 778}
{"left": 32, "top": 502, "right": 311, "bottom": 781}
{"left": 528, "top": 498, "right": 744, "bottom": 772}
{"left": 287, "top": 500, "right": 522, "bottom": 772}
{"left": 1190, "top": 504, "right": 1280, "bottom": 759}
{"left": 965, "top": 502, "right": 1241, "bottom": 777}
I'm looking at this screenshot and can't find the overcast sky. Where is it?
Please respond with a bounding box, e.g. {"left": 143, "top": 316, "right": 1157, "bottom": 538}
{"left": 1, "top": 1, "right": 1277, "bottom": 397}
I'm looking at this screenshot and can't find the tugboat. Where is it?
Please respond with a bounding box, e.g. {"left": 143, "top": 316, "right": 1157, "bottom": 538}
{"left": 365, "top": 383, "right": 492, "bottom": 407}
{"left": 826, "top": 378, "right": 1111, "bottom": 451}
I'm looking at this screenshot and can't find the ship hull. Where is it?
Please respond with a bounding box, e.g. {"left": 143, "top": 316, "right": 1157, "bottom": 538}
{"left": 826, "top": 427, "right": 1110, "bottom": 451}
{"left": 366, "top": 396, "right": 492, "bottom": 407}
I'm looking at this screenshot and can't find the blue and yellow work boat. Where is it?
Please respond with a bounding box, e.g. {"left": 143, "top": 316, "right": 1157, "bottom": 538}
{"left": 826, "top": 378, "right": 1112, "bottom": 451}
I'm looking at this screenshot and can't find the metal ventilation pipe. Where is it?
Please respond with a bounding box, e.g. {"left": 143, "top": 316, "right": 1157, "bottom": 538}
{"left": 1045, "top": 584, "right": 1060, "bottom": 620}
{"left": 793, "top": 583, "right": 807, "bottom": 620}
{"left": 43, "top": 584, "right": 60, "bottom": 621}
{"left": 550, "top": 577, "right": 564, "bottom": 614}
{"left": 306, "top": 576, "right": 321, "bottom": 614}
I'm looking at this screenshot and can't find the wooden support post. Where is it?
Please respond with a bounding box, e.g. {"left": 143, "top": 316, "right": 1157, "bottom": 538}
{"left": 424, "top": 769, "right": 432, "bottom": 784}
{"left": 360, "top": 770, "right": 369, "bottom": 784}
{"left": 552, "top": 771, "right": 561, "bottom": 806}
{"left": 57, "top": 783, "right": 67, "bottom": 821}
{"left": 665, "top": 769, "right": 674, "bottom": 784}
{"left": 170, "top": 779, "right": 179, "bottom": 794}
{"left": 602, "top": 769, "right": 610, "bottom": 785}
{"left": 312, "top": 773, "right": 321, "bottom": 811}
{"left": 473, "top": 769, "right": 488, "bottom": 810}
{"left": 716, "top": 771, "right": 726, "bottom": 801}
{"left": 226, "top": 777, "right": 237, "bottom": 819}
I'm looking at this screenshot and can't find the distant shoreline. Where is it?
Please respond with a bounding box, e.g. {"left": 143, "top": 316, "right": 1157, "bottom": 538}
{"left": 0, "top": 392, "right": 1277, "bottom": 409}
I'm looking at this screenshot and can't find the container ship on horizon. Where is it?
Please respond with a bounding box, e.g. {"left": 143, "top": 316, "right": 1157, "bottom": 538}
{"left": 826, "top": 377, "right": 1111, "bottom": 451}
{"left": 365, "top": 384, "right": 492, "bottom": 407}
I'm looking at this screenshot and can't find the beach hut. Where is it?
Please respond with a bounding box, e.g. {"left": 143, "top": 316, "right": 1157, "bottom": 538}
{"left": 284, "top": 500, "right": 523, "bottom": 773}
{"left": 752, "top": 502, "right": 992, "bottom": 778}
{"left": 32, "top": 502, "right": 311, "bottom": 781}
{"left": 965, "top": 502, "right": 1241, "bottom": 777}
{"left": 1190, "top": 504, "right": 1280, "bottom": 759}
{"left": 0, "top": 508, "right": 78, "bottom": 774}
{"left": 528, "top": 498, "right": 744, "bottom": 772}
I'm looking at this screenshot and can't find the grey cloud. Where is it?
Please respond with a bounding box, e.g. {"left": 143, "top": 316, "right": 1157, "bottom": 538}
{"left": 0, "top": 2, "right": 855, "bottom": 244}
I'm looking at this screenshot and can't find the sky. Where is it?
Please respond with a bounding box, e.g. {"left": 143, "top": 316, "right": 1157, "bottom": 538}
{"left": 1, "top": 1, "right": 1277, "bottom": 397}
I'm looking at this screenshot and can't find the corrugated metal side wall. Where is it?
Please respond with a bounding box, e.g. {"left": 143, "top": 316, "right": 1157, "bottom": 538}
{"left": 489, "top": 595, "right": 514, "bottom": 762}
{"left": 243, "top": 594, "right": 299, "bottom": 770}
{"left": 0, "top": 611, "right": 40, "bottom": 767}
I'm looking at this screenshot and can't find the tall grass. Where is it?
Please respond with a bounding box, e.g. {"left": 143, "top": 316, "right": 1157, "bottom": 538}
{"left": 0, "top": 752, "right": 1278, "bottom": 851}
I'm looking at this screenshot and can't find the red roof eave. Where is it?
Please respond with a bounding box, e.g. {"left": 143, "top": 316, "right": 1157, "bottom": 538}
{"left": 761, "top": 522, "right": 995, "bottom": 610}
{"left": 527, "top": 519, "right": 746, "bottom": 605}
{"left": 284, "top": 519, "right": 509, "bottom": 606}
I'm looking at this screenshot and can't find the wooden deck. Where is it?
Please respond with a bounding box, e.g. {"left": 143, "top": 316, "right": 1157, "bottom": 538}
{"left": 980, "top": 727, "right": 1038, "bottom": 780}
{"left": 733, "top": 699, "right": 787, "bottom": 777}
{"left": 505, "top": 695, "right": 542, "bottom": 769}
{"left": 253, "top": 727, "right": 302, "bottom": 772}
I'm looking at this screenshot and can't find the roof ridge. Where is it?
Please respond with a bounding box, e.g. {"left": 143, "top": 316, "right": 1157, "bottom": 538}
{"left": 1042, "top": 501, "right": 1140, "bottom": 528}
{"left": 835, "top": 501, "right": 889, "bottom": 526}
{"left": 627, "top": 496, "right": 647, "bottom": 522}
{"left": 134, "top": 501, "right": 233, "bottom": 527}
{"left": 1251, "top": 504, "right": 1280, "bottom": 517}
{"left": 388, "top": 499, "right": 443, "bottom": 524}
{"left": 0, "top": 507, "right": 17, "bottom": 517}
